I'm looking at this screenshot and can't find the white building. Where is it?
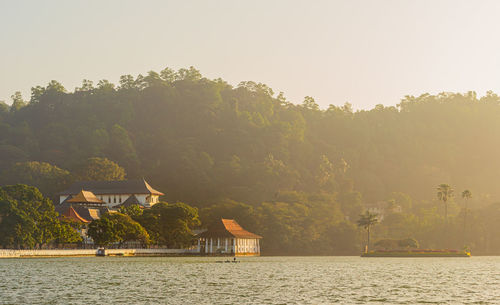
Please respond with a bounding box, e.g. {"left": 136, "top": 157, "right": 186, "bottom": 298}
{"left": 197, "top": 219, "right": 262, "bottom": 256}
{"left": 58, "top": 179, "right": 164, "bottom": 208}
{"left": 364, "top": 201, "right": 403, "bottom": 221}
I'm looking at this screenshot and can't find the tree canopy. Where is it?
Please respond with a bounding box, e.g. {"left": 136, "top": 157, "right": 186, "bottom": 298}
{"left": 0, "top": 184, "right": 81, "bottom": 249}
{"left": 87, "top": 212, "right": 149, "bottom": 247}
{"left": 3, "top": 68, "right": 500, "bottom": 253}
{"left": 135, "top": 202, "right": 200, "bottom": 248}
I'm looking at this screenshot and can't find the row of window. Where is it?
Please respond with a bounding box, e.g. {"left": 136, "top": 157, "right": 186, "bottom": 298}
{"left": 99, "top": 195, "right": 124, "bottom": 204}
{"left": 94, "top": 195, "right": 157, "bottom": 204}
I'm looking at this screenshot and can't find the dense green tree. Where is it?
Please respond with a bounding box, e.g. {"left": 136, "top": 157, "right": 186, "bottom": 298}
{"left": 1, "top": 162, "right": 70, "bottom": 197}
{"left": 119, "top": 204, "right": 143, "bottom": 218}
{"left": 137, "top": 202, "right": 200, "bottom": 248}
{"left": 75, "top": 157, "right": 126, "bottom": 181}
{"left": 0, "top": 100, "right": 9, "bottom": 113}
{"left": 10, "top": 91, "right": 26, "bottom": 112}
{"left": 87, "top": 212, "right": 149, "bottom": 247}
{"left": 200, "top": 199, "right": 258, "bottom": 230}
{"left": 87, "top": 217, "right": 118, "bottom": 247}
{"left": 106, "top": 213, "right": 149, "bottom": 247}
{"left": 4, "top": 68, "right": 500, "bottom": 253}
{"left": 55, "top": 219, "right": 84, "bottom": 244}
{"left": 0, "top": 184, "right": 80, "bottom": 249}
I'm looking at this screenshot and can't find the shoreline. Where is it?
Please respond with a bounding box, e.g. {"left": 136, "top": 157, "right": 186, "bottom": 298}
{"left": 0, "top": 249, "right": 264, "bottom": 258}
{"left": 0, "top": 249, "right": 198, "bottom": 258}
{"left": 3, "top": 249, "right": 497, "bottom": 258}
{"left": 361, "top": 251, "right": 471, "bottom": 258}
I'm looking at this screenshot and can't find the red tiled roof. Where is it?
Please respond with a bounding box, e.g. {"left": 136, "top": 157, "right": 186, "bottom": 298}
{"left": 60, "top": 206, "right": 90, "bottom": 223}
{"left": 67, "top": 190, "right": 104, "bottom": 204}
{"left": 199, "top": 219, "right": 262, "bottom": 239}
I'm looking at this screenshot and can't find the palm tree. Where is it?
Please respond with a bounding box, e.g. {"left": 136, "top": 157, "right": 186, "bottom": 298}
{"left": 357, "top": 211, "right": 379, "bottom": 253}
{"left": 461, "top": 190, "right": 472, "bottom": 247}
{"left": 437, "top": 184, "right": 454, "bottom": 224}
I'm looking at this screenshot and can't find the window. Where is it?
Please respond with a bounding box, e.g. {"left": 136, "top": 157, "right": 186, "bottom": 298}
{"left": 113, "top": 196, "right": 116, "bottom": 203}
{"left": 108, "top": 197, "right": 111, "bottom": 203}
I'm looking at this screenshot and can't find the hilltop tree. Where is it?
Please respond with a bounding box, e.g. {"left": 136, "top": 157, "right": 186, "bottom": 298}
{"left": 75, "top": 157, "right": 126, "bottom": 181}
{"left": 87, "top": 212, "right": 149, "bottom": 247}
{"left": 1, "top": 162, "right": 70, "bottom": 196}
{"left": 10, "top": 91, "right": 26, "bottom": 112}
{"left": 5, "top": 67, "right": 500, "bottom": 254}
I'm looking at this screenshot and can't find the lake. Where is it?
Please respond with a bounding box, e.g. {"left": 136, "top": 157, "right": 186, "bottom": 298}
{"left": 0, "top": 256, "right": 498, "bottom": 304}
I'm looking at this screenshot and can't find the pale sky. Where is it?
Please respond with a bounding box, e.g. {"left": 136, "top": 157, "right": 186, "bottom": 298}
{"left": 1, "top": 0, "right": 500, "bottom": 109}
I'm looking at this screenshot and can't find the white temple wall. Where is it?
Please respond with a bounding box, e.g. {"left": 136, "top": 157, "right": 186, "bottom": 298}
{"left": 59, "top": 193, "right": 159, "bottom": 208}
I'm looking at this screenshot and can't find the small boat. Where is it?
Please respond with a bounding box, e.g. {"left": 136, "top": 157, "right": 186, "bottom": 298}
{"left": 96, "top": 248, "right": 106, "bottom": 256}
{"left": 215, "top": 259, "right": 241, "bottom": 263}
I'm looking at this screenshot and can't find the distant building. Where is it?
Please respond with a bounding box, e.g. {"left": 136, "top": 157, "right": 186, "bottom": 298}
{"left": 59, "top": 205, "right": 90, "bottom": 224}
{"left": 56, "top": 189, "right": 110, "bottom": 222}
{"left": 56, "top": 190, "right": 110, "bottom": 244}
{"left": 364, "top": 201, "right": 402, "bottom": 221}
{"left": 197, "top": 219, "right": 262, "bottom": 256}
{"left": 112, "top": 194, "right": 143, "bottom": 209}
{"left": 58, "top": 179, "right": 164, "bottom": 208}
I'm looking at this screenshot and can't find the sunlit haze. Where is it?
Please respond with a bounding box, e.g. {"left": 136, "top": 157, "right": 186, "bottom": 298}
{"left": 4, "top": 2, "right": 500, "bottom": 302}
{"left": 2, "top": 0, "right": 500, "bottom": 109}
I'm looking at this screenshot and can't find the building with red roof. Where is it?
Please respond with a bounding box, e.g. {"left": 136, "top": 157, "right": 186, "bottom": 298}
{"left": 197, "top": 219, "right": 262, "bottom": 256}
{"left": 58, "top": 179, "right": 164, "bottom": 208}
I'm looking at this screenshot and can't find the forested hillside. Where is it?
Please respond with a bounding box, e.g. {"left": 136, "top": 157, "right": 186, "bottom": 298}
{"left": 2, "top": 67, "right": 500, "bottom": 254}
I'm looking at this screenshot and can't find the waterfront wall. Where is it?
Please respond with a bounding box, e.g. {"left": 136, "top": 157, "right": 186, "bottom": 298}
{"left": 0, "top": 248, "right": 198, "bottom": 258}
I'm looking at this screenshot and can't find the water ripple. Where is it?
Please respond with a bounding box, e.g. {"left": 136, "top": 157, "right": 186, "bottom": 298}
{"left": 0, "top": 256, "right": 499, "bottom": 304}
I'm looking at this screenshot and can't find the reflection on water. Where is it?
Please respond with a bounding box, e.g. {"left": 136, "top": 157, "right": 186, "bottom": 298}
{"left": 0, "top": 256, "right": 498, "bottom": 304}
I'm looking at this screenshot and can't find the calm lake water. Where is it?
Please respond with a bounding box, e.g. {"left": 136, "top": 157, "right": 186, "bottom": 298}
{"left": 0, "top": 256, "right": 498, "bottom": 304}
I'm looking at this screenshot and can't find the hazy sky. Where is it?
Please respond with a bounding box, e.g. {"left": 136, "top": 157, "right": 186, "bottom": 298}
{"left": 1, "top": 0, "right": 500, "bottom": 109}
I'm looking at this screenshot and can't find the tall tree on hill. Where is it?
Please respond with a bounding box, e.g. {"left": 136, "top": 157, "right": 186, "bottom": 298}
{"left": 357, "top": 211, "right": 379, "bottom": 253}
{"left": 461, "top": 189, "right": 472, "bottom": 248}
{"left": 437, "top": 184, "right": 454, "bottom": 225}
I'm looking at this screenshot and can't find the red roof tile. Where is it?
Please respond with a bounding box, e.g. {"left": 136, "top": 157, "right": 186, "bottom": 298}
{"left": 67, "top": 190, "right": 104, "bottom": 204}
{"left": 199, "top": 218, "right": 262, "bottom": 239}
{"left": 60, "top": 206, "right": 90, "bottom": 223}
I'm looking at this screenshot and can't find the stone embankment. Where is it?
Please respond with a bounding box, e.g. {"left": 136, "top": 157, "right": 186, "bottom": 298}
{"left": 0, "top": 248, "right": 198, "bottom": 258}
